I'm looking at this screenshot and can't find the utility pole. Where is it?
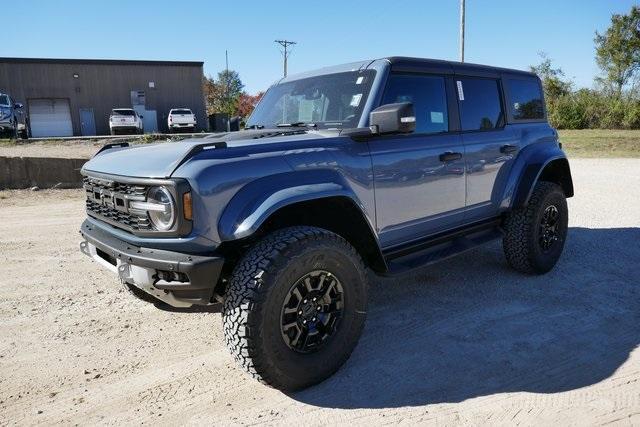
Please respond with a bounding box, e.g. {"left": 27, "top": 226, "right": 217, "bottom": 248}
{"left": 225, "top": 50, "right": 230, "bottom": 131}
{"left": 459, "top": 0, "right": 465, "bottom": 62}
{"left": 274, "top": 40, "right": 297, "bottom": 77}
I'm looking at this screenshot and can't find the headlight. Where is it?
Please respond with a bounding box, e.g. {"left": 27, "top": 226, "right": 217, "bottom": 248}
{"left": 144, "top": 186, "right": 175, "bottom": 231}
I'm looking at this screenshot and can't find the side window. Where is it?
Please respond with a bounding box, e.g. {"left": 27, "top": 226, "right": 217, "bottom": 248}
{"left": 457, "top": 78, "right": 502, "bottom": 131}
{"left": 507, "top": 78, "right": 544, "bottom": 120}
{"left": 381, "top": 74, "right": 448, "bottom": 134}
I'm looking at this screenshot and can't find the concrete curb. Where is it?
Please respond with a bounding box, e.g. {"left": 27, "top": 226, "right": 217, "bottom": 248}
{"left": 0, "top": 156, "right": 87, "bottom": 189}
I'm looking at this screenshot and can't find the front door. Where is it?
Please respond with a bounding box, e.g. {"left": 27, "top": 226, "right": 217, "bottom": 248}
{"left": 369, "top": 73, "right": 466, "bottom": 248}
{"left": 79, "top": 108, "right": 96, "bottom": 136}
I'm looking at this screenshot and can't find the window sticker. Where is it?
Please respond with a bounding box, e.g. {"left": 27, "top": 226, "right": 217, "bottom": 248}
{"left": 350, "top": 93, "right": 363, "bottom": 107}
{"left": 356, "top": 76, "right": 364, "bottom": 85}
{"left": 456, "top": 81, "right": 464, "bottom": 101}
{"left": 430, "top": 111, "right": 444, "bottom": 123}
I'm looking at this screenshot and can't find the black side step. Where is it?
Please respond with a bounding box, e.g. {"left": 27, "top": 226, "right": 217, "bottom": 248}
{"left": 382, "top": 219, "right": 503, "bottom": 276}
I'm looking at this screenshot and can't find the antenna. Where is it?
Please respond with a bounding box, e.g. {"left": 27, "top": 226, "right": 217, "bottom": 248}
{"left": 274, "top": 40, "right": 297, "bottom": 77}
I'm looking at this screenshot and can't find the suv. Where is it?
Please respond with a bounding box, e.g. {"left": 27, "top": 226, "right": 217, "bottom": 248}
{"left": 0, "top": 93, "right": 28, "bottom": 139}
{"left": 79, "top": 57, "right": 573, "bottom": 391}
{"left": 168, "top": 108, "right": 196, "bottom": 133}
{"left": 109, "top": 108, "right": 143, "bottom": 135}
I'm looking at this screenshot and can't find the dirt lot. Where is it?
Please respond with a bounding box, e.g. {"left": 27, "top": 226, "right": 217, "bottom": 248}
{"left": 1, "top": 158, "right": 639, "bottom": 425}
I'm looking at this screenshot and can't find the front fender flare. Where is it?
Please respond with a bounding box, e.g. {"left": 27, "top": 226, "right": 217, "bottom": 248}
{"left": 218, "top": 170, "right": 367, "bottom": 241}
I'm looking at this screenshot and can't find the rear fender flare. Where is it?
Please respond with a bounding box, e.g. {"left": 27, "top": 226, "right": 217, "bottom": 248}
{"left": 503, "top": 142, "right": 574, "bottom": 209}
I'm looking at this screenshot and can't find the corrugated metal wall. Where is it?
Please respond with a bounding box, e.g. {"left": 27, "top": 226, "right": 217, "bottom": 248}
{"left": 0, "top": 58, "right": 207, "bottom": 136}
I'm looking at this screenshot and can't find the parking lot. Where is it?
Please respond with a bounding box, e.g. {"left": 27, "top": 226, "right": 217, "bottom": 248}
{"left": 0, "top": 158, "right": 639, "bottom": 425}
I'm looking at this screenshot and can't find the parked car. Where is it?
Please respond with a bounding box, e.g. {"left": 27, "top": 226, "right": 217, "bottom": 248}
{"left": 0, "top": 93, "right": 28, "bottom": 139}
{"left": 79, "top": 57, "right": 573, "bottom": 391}
{"left": 167, "top": 108, "right": 196, "bottom": 133}
{"left": 109, "top": 108, "right": 143, "bottom": 135}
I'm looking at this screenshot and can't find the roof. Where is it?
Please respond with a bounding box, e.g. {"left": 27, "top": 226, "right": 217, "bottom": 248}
{"left": 384, "top": 56, "right": 536, "bottom": 77}
{"left": 0, "top": 57, "right": 204, "bottom": 67}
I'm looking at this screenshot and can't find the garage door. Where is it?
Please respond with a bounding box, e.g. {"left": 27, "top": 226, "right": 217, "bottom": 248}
{"left": 29, "top": 99, "right": 73, "bottom": 137}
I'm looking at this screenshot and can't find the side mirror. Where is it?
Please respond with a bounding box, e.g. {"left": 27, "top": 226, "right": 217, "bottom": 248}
{"left": 139, "top": 115, "right": 144, "bottom": 119}
{"left": 369, "top": 102, "right": 415, "bottom": 135}
{"left": 14, "top": 103, "right": 23, "bottom": 109}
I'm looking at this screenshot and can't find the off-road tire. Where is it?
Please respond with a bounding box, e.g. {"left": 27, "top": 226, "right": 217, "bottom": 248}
{"left": 223, "top": 226, "right": 368, "bottom": 391}
{"left": 503, "top": 181, "right": 568, "bottom": 274}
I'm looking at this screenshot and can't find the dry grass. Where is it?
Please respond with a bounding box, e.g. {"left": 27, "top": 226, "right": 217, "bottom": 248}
{"left": 559, "top": 129, "right": 640, "bottom": 158}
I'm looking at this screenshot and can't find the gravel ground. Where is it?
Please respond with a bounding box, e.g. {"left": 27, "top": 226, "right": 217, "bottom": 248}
{"left": 0, "top": 158, "right": 639, "bottom": 425}
{"left": 0, "top": 140, "right": 105, "bottom": 159}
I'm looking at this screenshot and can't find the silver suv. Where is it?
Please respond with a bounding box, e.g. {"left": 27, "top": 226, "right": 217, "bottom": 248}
{"left": 0, "top": 93, "right": 28, "bottom": 139}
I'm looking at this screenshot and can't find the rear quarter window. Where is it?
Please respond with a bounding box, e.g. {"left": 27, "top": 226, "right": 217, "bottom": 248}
{"left": 507, "top": 78, "right": 545, "bottom": 120}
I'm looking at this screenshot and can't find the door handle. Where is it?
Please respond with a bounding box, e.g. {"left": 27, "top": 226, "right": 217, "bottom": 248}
{"left": 500, "top": 144, "right": 518, "bottom": 154}
{"left": 439, "top": 151, "right": 463, "bottom": 162}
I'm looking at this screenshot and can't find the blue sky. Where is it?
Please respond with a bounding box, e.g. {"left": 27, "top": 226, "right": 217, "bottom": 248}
{"left": 8, "top": 0, "right": 637, "bottom": 93}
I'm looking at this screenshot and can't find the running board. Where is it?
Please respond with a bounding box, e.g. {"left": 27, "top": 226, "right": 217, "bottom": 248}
{"left": 382, "top": 220, "right": 503, "bottom": 276}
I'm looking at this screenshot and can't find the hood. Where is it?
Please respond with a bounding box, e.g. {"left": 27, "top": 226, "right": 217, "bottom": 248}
{"left": 81, "top": 129, "right": 334, "bottom": 178}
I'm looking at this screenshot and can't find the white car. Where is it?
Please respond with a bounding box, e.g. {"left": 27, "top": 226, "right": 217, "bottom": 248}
{"left": 167, "top": 108, "right": 196, "bottom": 133}
{"left": 109, "top": 108, "right": 144, "bottom": 135}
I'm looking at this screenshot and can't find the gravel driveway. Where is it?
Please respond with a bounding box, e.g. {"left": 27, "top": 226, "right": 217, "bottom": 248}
{"left": 0, "top": 158, "right": 639, "bottom": 425}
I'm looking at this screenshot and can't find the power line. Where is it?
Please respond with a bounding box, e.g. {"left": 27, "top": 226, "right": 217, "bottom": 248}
{"left": 274, "top": 40, "right": 297, "bottom": 77}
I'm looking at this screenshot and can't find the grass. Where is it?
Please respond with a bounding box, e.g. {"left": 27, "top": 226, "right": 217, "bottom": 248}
{"left": 2, "top": 130, "right": 640, "bottom": 158}
{"left": 558, "top": 129, "right": 640, "bottom": 158}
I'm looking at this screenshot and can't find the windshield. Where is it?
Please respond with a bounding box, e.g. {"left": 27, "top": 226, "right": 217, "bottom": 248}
{"left": 246, "top": 70, "right": 376, "bottom": 129}
{"left": 0, "top": 95, "right": 10, "bottom": 107}
{"left": 112, "top": 109, "right": 135, "bottom": 116}
{"left": 171, "top": 109, "right": 192, "bottom": 115}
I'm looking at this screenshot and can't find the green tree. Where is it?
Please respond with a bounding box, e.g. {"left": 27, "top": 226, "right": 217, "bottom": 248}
{"left": 530, "top": 52, "right": 571, "bottom": 101}
{"left": 594, "top": 6, "right": 640, "bottom": 97}
{"left": 203, "top": 70, "right": 245, "bottom": 116}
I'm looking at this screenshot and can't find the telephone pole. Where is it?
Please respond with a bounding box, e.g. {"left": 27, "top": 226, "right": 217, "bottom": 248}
{"left": 459, "top": 0, "right": 465, "bottom": 62}
{"left": 274, "top": 40, "right": 297, "bottom": 77}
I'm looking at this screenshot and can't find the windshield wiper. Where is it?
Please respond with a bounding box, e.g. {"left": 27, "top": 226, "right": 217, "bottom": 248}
{"left": 245, "top": 124, "right": 265, "bottom": 130}
{"left": 276, "top": 122, "right": 317, "bottom": 128}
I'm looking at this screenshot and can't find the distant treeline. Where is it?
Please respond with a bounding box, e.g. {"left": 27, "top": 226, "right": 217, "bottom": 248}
{"left": 535, "top": 6, "right": 640, "bottom": 129}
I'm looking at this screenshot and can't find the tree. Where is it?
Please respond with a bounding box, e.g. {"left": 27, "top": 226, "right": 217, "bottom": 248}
{"left": 203, "top": 70, "right": 245, "bottom": 116}
{"left": 594, "top": 6, "right": 640, "bottom": 97}
{"left": 236, "top": 91, "right": 264, "bottom": 119}
{"left": 530, "top": 52, "right": 571, "bottom": 101}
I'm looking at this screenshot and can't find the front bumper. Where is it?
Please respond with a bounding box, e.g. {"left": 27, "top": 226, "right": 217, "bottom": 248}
{"left": 79, "top": 219, "right": 223, "bottom": 307}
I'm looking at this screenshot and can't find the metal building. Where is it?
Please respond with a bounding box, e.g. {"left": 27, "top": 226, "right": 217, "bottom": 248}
{"left": 0, "top": 57, "right": 207, "bottom": 137}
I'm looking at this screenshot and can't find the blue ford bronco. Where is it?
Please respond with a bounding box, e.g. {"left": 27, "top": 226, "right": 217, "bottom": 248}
{"left": 80, "top": 57, "right": 573, "bottom": 391}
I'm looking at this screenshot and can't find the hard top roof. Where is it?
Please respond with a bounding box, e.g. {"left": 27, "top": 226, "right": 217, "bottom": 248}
{"left": 384, "top": 56, "right": 537, "bottom": 77}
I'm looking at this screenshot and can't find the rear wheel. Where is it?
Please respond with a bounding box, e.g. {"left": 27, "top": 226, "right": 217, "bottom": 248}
{"left": 503, "top": 181, "right": 568, "bottom": 274}
{"left": 223, "top": 226, "right": 368, "bottom": 391}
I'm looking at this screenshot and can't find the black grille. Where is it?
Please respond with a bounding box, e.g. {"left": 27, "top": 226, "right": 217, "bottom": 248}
{"left": 83, "top": 176, "right": 152, "bottom": 232}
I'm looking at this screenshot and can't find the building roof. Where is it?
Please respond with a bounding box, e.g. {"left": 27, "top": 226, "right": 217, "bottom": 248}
{"left": 0, "top": 57, "right": 204, "bottom": 67}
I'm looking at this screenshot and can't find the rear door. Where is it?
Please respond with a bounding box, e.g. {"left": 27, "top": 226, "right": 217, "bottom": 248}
{"left": 369, "top": 73, "right": 466, "bottom": 248}
{"left": 455, "top": 77, "right": 520, "bottom": 221}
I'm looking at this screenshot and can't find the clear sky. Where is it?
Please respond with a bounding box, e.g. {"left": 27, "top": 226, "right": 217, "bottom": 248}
{"left": 8, "top": 0, "right": 637, "bottom": 93}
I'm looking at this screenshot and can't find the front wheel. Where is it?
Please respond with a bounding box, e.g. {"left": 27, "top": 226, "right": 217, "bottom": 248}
{"left": 223, "top": 226, "right": 368, "bottom": 391}
{"left": 503, "top": 181, "right": 568, "bottom": 274}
